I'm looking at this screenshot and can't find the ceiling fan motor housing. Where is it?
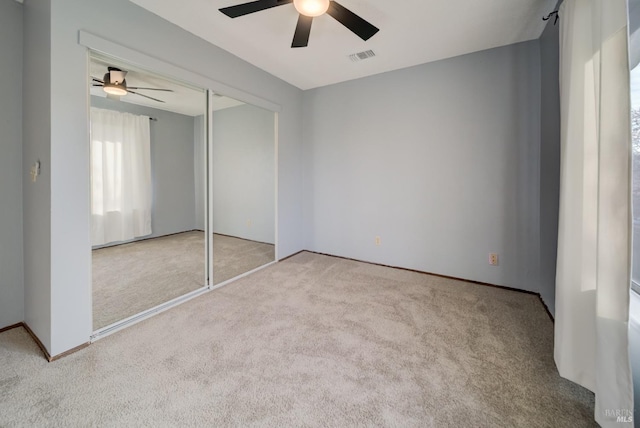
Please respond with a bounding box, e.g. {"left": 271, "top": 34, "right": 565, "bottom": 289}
{"left": 93, "top": 66, "right": 170, "bottom": 103}
{"left": 219, "top": 0, "right": 379, "bottom": 48}
{"left": 103, "top": 67, "right": 128, "bottom": 95}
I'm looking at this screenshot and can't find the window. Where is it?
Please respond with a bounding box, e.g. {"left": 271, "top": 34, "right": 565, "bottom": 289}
{"left": 90, "top": 107, "right": 152, "bottom": 246}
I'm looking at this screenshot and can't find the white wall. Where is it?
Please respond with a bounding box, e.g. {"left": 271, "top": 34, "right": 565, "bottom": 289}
{"left": 0, "top": 0, "right": 25, "bottom": 330}
{"left": 303, "top": 41, "right": 542, "bottom": 292}
{"left": 91, "top": 96, "right": 198, "bottom": 243}
{"left": 212, "top": 104, "right": 275, "bottom": 244}
{"left": 23, "top": 0, "right": 52, "bottom": 349}
{"left": 24, "top": 0, "right": 304, "bottom": 356}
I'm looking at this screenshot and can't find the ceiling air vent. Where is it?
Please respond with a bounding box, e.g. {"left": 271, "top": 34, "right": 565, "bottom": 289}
{"left": 349, "top": 50, "right": 376, "bottom": 62}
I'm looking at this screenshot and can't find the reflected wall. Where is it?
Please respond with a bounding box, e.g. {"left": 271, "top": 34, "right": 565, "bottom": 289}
{"left": 211, "top": 102, "right": 276, "bottom": 284}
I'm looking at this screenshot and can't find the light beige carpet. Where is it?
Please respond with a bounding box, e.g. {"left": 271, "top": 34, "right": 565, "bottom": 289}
{"left": 2, "top": 252, "right": 595, "bottom": 427}
{"left": 212, "top": 234, "right": 275, "bottom": 285}
{"left": 93, "top": 232, "right": 275, "bottom": 330}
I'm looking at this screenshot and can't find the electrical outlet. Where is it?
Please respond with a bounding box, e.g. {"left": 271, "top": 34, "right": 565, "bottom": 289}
{"left": 375, "top": 236, "right": 381, "bottom": 246}
{"left": 489, "top": 253, "right": 499, "bottom": 266}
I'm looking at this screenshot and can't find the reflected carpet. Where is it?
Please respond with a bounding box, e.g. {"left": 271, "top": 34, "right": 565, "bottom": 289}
{"left": 212, "top": 234, "right": 275, "bottom": 285}
{"left": 93, "top": 231, "right": 274, "bottom": 330}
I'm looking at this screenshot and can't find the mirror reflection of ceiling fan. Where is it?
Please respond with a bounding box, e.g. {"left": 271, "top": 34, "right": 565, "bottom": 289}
{"left": 219, "top": 0, "right": 379, "bottom": 48}
{"left": 91, "top": 67, "right": 173, "bottom": 103}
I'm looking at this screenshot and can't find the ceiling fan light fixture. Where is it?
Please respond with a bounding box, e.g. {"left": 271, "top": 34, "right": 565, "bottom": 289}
{"left": 103, "top": 84, "right": 127, "bottom": 96}
{"left": 102, "top": 68, "right": 128, "bottom": 96}
{"left": 293, "top": 0, "right": 330, "bottom": 17}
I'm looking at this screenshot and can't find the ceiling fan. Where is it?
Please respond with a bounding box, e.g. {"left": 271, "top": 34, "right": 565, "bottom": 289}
{"left": 219, "top": 0, "right": 379, "bottom": 48}
{"left": 91, "top": 67, "right": 173, "bottom": 103}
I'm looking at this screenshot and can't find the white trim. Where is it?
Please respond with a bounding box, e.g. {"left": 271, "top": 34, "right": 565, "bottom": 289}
{"left": 274, "top": 112, "right": 280, "bottom": 261}
{"left": 207, "top": 90, "right": 215, "bottom": 288}
{"left": 85, "top": 49, "right": 94, "bottom": 334}
{"left": 90, "top": 285, "right": 209, "bottom": 342}
{"left": 204, "top": 92, "right": 211, "bottom": 287}
{"left": 78, "top": 31, "right": 282, "bottom": 113}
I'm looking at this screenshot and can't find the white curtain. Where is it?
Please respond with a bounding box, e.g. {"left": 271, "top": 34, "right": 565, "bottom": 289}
{"left": 90, "top": 107, "right": 152, "bottom": 246}
{"left": 556, "top": 0, "right": 634, "bottom": 426}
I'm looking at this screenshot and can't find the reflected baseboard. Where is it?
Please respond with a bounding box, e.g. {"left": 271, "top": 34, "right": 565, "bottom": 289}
{"left": 92, "top": 229, "right": 206, "bottom": 250}
{"left": 212, "top": 232, "right": 274, "bottom": 247}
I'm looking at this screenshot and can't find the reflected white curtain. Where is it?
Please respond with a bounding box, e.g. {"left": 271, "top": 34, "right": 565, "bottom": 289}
{"left": 556, "top": 0, "right": 634, "bottom": 426}
{"left": 90, "top": 107, "right": 152, "bottom": 246}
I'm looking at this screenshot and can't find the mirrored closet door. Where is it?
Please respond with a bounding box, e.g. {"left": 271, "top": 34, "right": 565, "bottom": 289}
{"left": 209, "top": 94, "right": 276, "bottom": 284}
{"left": 88, "top": 51, "right": 278, "bottom": 334}
{"left": 89, "top": 52, "right": 209, "bottom": 331}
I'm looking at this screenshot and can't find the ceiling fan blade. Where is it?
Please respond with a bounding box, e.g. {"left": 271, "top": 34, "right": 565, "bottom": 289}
{"left": 327, "top": 1, "right": 379, "bottom": 41}
{"left": 291, "top": 14, "right": 313, "bottom": 48}
{"left": 220, "top": 0, "right": 292, "bottom": 18}
{"left": 128, "top": 90, "right": 165, "bottom": 103}
{"left": 92, "top": 77, "right": 104, "bottom": 83}
{"left": 127, "top": 87, "right": 174, "bottom": 92}
{"left": 91, "top": 84, "right": 103, "bottom": 87}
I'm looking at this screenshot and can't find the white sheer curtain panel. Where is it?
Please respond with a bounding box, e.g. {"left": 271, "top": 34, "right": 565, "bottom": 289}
{"left": 90, "top": 107, "right": 152, "bottom": 246}
{"left": 555, "top": 0, "right": 634, "bottom": 426}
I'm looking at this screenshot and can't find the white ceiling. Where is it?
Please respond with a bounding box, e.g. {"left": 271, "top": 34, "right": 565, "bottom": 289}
{"left": 129, "top": 0, "right": 556, "bottom": 90}
{"left": 90, "top": 55, "right": 245, "bottom": 116}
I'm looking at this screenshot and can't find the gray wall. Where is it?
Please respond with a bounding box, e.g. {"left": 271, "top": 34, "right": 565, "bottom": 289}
{"left": 91, "top": 96, "right": 198, "bottom": 244}
{"left": 303, "top": 41, "right": 542, "bottom": 292}
{"left": 539, "top": 18, "right": 561, "bottom": 316}
{"left": 24, "top": 0, "right": 304, "bottom": 356}
{"left": 23, "top": 0, "right": 52, "bottom": 349}
{"left": 212, "top": 104, "right": 275, "bottom": 244}
{"left": 0, "top": 0, "right": 24, "bottom": 330}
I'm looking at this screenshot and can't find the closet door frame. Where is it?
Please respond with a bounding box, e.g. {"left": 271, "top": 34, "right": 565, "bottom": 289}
{"left": 80, "top": 31, "right": 281, "bottom": 341}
